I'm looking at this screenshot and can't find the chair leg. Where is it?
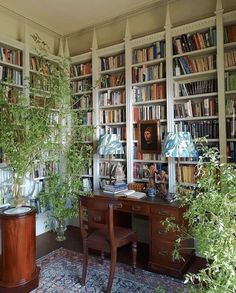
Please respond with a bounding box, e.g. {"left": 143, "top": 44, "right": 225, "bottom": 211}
{"left": 81, "top": 239, "right": 88, "bottom": 285}
{"left": 101, "top": 251, "right": 105, "bottom": 265}
{"left": 106, "top": 249, "right": 117, "bottom": 293}
{"left": 132, "top": 241, "right": 137, "bottom": 274}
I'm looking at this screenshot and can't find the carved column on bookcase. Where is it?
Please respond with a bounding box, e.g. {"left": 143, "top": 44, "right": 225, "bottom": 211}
{"left": 124, "top": 19, "right": 133, "bottom": 183}
{"left": 91, "top": 29, "right": 100, "bottom": 190}
{"left": 215, "top": 0, "right": 227, "bottom": 163}
{"left": 165, "top": 5, "right": 176, "bottom": 193}
{"left": 23, "top": 24, "right": 30, "bottom": 103}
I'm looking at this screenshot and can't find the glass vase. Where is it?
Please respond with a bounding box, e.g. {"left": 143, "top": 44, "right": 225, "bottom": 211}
{"left": 53, "top": 218, "right": 67, "bottom": 242}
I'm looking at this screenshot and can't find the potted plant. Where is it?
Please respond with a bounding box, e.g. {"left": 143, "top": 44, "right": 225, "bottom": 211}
{"left": 32, "top": 35, "right": 94, "bottom": 240}
{"left": 164, "top": 138, "right": 236, "bottom": 293}
{"left": 0, "top": 68, "right": 59, "bottom": 207}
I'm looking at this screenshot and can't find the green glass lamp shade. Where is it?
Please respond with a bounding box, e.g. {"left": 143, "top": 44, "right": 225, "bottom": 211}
{"left": 163, "top": 131, "right": 197, "bottom": 158}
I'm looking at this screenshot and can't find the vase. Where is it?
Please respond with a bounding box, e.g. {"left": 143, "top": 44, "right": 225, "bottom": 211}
{"left": 53, "top": 218, "right": 67, "bottom": 242}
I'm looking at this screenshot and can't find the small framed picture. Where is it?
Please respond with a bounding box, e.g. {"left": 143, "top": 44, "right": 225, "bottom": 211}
{"left": 138, "top": 120, "right": 161, "bottom": 154}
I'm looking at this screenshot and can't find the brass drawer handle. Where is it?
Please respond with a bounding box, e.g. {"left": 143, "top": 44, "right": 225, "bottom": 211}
{"left": 159, "top": 250, "right": 168, "bottom": 256}
{"left": 158, "top": 210, "right": 168, "bottom": 216}
{"left": 93, "top": 216, "right": 101, "bottom": 222}
{"left": 158, "top": 229, "right": 166, "bottom": 235}
{"left": 115, "top": 203, "right": 123, "bottom": 209}
{"left": 132, "top": 204, "right": 141, "bottom": 211}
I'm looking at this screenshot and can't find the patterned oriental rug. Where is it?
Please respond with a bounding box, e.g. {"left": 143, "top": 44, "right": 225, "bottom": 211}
{"left": 32, "top": 247, "right": 191, "bottom": 293}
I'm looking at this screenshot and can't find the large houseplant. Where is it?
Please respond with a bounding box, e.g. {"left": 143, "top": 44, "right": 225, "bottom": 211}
{"left": 34, "top": 35, "right": 94, "bottom": 240}
{"left": 0, "top": 35, "right": 61, "bottom": 206}
{"left": 165, "top": 138, "right": 236, "bottom": 293}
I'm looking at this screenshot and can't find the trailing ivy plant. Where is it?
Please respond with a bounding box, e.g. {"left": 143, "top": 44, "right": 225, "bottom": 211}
{"left": 164, "top": 138, "right": 236, "bottom": 293}
{"left": 33, "top": 34, "right": 94, "bottom": 226}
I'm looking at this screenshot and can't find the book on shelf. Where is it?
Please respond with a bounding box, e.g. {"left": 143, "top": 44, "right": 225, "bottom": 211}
{"left": 115, "top": 190, "right": 146, "bottom": 199}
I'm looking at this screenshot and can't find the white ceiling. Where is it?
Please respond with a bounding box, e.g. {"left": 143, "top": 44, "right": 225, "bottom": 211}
{"left": 0, "top": 0, "right": 162, "bottom": 36}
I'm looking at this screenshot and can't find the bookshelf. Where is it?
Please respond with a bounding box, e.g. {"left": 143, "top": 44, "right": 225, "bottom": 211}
{"left": 67, "top": 3, "right": 236, "bottom": 193}
{"left": 0, "top": 0, "right": 235, "bottom": 203}
{"left": 224, "top": 16, "right": 236, "bottom": 162}
{"left": 96, "top": 44, "right": 127, "bottom": 188}
{"left": 70, "top": 52, "right": 93, "bottom": 190}
{"left": 130, "top": 33, "right": 168, "bottom": 188}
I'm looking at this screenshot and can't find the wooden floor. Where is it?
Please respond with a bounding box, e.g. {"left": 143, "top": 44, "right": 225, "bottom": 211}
{"left": 36, "top": 225, "right": 206, "bottom": 278}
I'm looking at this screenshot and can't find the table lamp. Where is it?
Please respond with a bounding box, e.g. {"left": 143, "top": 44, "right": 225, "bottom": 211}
{"left": 97, "top": 134, "right": 124, "bottom": 184}
{"left": 163, "top": 131, "right": 197, "bottom": 185}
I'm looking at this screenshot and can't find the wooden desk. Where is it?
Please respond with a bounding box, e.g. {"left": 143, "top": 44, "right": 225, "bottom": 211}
{"left": 92, "top": 190, "right": 194, "bottom": 278}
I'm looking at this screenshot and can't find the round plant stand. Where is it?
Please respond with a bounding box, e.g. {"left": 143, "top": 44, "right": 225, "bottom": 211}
{"left": 0, "top": 206, "right": 40, "bottom": 293}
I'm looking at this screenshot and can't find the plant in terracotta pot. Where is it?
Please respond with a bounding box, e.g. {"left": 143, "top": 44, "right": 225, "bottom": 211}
{"left": 164, "top": 138, "right": 236, "bottom": 293}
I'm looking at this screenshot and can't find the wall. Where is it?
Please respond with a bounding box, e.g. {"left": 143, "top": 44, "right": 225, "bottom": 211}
{"left": 67, "top": 0, "right": 236, "bottom": 56}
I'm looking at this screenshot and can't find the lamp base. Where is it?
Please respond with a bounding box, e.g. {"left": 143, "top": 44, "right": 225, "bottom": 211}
{"left": 165, "top": 193, "right": 176, "bottom": 202}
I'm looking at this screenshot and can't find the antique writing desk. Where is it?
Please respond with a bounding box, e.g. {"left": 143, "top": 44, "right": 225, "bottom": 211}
{"left": 91, "top": 191, "right": 194, "bottom": 278}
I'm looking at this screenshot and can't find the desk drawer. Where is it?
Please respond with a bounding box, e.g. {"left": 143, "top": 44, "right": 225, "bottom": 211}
{"left": 118, "top": 200, "right": 150, "bottom": 216}
{"left": 151, "top": 217, "right": 177, "bottom": 241}
{"left": 151, "top": 239, "right": 185, "bottom": 268}
{"left": 151, "top": 205, "right": 180, "bottom": 220}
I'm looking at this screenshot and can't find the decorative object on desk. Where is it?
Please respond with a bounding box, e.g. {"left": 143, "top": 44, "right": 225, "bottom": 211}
{"left": 103, "top": 182, "right": 128, "bottom": 194}
{"left": 97, "top": 134, "right": 124, "bottom": 184}
{"left": 138, "top": 120, "right": 161, "bottom": 154}
{"left": 145, "top": 164, "right": 158, "bottom": 198}
{"left": 165, "top": 138, "right": 236, "bottom": 292}
{"left": 112, "top": 162, "right": 126, "bottom": 183}
{"left": 163, "top": 131, "right": 197, "bottom": 200}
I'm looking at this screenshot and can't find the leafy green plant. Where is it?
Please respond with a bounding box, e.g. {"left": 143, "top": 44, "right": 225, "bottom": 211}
{"left": 165, "top": 138, "right": 236, "bottom": 293}
{"left": 33, "top": 34, "right": 94, "bottom": 228}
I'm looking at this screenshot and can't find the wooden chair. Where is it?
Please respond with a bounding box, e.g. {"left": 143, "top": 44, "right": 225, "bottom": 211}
{"left": 79, "top": 196, "right": 137, "bottom": 293}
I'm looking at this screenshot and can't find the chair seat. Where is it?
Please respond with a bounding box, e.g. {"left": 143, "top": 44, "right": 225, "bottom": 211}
{"left": 87, "top": 227, "right": 137, "bottom": 252}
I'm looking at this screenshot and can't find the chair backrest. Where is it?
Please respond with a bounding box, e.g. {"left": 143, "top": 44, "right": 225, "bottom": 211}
{"left": 79, "top": 196, "right": 121, "bottom": 245}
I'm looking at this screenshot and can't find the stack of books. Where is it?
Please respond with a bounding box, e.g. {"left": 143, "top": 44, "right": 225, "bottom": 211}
{"left": 103, "top": 183, "right": 128, "bottom": 194}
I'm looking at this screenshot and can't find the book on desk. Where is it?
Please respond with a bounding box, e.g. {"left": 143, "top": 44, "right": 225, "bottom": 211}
{"left": 111, "top": 189, "right": 146, "bottom": 199}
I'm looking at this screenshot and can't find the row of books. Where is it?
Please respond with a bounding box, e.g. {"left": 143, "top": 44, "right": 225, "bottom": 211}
{"left": 226, "top": 99, "right": 236, "bottom": 116}
{"left": 226, "top": 119, "right": 236, "bottom": 139}
{"left": 81, "top": 111, "right": 93, "bottom": 125}
{"left": 132, "top": 40, "right": 166, "bottom": 64}
{"left": 100, "top": 53, "right": 125, "bottom": 71}
{"left": 99, "top": 126, "right": 126, "bottom": 141}
{"left": 133, "top": 105, "right": 166, "bottom": 121}
{"left": 100, "top": 162, "right": 126, "bottom": 177}
{"left": 0, "top": 66, "right": 23, "bottom": 85}
{"left": 71, "top": 78, "right": 92, "bottom": 93}
{"left": 99, "top": 89, "right": 126, "bottom": 106}
{"left": 174, "top": 97, "right": 218, "bottom": 118}
{"left": 0, "top": 47, "right": 22, "bottom": 66}
{"left": 225, "top": 71, "right": 236, "bottom": 91}
{"left": 30, "top": 95, "right": 56, "bottom": 109}
{"left": 133, "top": 83, "right": 166, "bottom": 102}
{"left": 177, "top": 79, "right": 217, "bottom": 97}
{"left": 100, "top": 73, "right": 125, "bottom": 88}
{"left": 72, "top": 94, "right": 92, "bottom": 109}
{"left": 227, "top": 142, "right": 236, "bottom": 162}
{"left": 30, "top": 56, "right": 52, "bottom": 75}
{"left": 175, "top": 120, "right": 219, "bottom": 139}
{"left": 224, "top": 49, "right": 236, "bottom": 68}
{"left": 173, "top": 27, "right": 216, "bottom": 55}
{"left": 133, "top": 146, "right": 167, "bottom": 161}
{"left": 179, "top": 165, "right": 196, "bottom": 184}
{"left": 132, "top": 62, "right": 165, "bottom": 83}
{"left": 100, "top": 108, "right": 126, "bottom": 124}
{"left": 174, "top": 54, "right": 216, "bottom": 76}
{"left": 224, "top": 24, "right": 236, "bottom": 44}
{"left": 32, "top": 161, "right": 59, "bottom": 179}
{"left": 70, "top": 62, "right": 92, "bottom": 78}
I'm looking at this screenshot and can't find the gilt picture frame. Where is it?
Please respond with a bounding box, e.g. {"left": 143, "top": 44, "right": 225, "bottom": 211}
{"left": 138, "top": 120, "right": 161, "bottom": 154}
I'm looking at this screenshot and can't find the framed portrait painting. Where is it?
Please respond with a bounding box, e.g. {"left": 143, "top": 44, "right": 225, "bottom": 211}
{"left": 138, "top": 120, "right": 161, "bottom": 154}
